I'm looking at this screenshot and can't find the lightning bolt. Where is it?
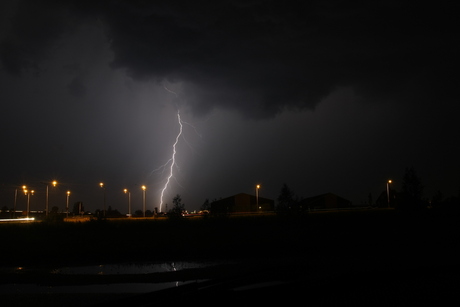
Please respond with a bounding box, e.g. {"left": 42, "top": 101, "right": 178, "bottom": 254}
{"left": 159, "top": 110, "right": 183, "bottom": 213}
{"left": 163, "top": 85, "right": 178, "bottom": 97}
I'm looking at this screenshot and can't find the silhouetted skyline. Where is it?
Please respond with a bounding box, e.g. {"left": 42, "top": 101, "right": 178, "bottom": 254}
{"left": 1, "top": 1, "right": 459, "bottom": 213}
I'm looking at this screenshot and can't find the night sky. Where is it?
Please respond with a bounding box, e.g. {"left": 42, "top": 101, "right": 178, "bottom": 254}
{"left": 1, "top": 1, "right": 459, "bottom": 214}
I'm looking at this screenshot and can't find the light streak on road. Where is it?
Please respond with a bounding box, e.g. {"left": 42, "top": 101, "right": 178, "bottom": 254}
{"left": 0, "top": 217, "right": 35, "bottom": 222}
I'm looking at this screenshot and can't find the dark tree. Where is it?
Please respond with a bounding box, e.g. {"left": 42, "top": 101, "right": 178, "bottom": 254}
{"left": 402, "top": 167, "right": 424, "bottom": 200}
{"left": 399, "top": 167, "right": 426, "bottom": 211}
{"left": 430, "top": 190, "right": 443, "bottom": 208}
{"left": 276, "top": 183, "right": 299, "bottom": 215}
{"left": 200, "top": 198, "right": 210, "bottom": 212}
{"left": 169, "top": 194, "right": 185, "bottom": 218}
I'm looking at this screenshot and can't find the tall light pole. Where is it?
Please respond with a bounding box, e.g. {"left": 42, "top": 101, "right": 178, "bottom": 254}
{"left": 66, "top": 191, "right": 70, "bottom": 218}
{"left": 387, "top": 180, "right": 392, "bottom": 208}
{"left": 13, "top": 188, "right": 18, "bottom": 218}
{"left": 45, "top": 180, "right": 58, "bottom": 216}
{"left": 23, "top": 186, "right": 34, "bottom": 218}
{"left": 256, "top": 184, "right": 261, "bottom": 212}
{"left": 124, "top": 189, "right": 131, "bottom": 217}
{"left": 100, "top": 182, "right": 106, "bottom": 217}
{"left": 141, "top": 185, "right": 146, "bottom": 217}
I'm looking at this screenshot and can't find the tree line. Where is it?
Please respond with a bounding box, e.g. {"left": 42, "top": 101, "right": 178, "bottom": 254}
{"left": 274, "top": 166, "right": 460, "bottom": 216}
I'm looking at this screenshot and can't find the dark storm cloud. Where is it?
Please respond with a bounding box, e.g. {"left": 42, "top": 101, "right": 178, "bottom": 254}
{"left": 67, "top": 77, "right": 86, "bottom": 97}
{"left": 1, "top": 1, "right": 459, "bottom": 118}
{"left": 0, "top": 0, "right": 81, "bottom": 74}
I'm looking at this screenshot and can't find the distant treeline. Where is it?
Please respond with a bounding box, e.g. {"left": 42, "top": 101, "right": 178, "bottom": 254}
{"left": 273, "top": 167, "right": 460, "bottom": 216}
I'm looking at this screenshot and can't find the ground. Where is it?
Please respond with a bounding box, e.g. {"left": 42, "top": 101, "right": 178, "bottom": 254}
{"left": 1, "top": 209, "right": 459, "bottom": 306}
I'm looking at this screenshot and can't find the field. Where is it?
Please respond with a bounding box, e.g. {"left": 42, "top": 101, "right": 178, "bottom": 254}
{"left": 1, "top": 209, "right": 459, "bottom": 305}
{"left": 1, "top": 208, "right": 459, "bottom": 270}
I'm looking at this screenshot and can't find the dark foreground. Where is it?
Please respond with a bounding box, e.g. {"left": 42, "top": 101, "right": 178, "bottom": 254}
{"left": 1, "top": 209, "right": 459, "bottom": 306}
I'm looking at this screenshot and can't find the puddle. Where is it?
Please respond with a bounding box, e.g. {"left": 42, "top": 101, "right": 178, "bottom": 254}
{"left": 0, "top": 281, "right": 197, "bottom": 294}
{"left": 53, "top": 261, "right": 213, "bottom": 275}
{"left": 0, "top": 261, "right": 223, "bottom": 294}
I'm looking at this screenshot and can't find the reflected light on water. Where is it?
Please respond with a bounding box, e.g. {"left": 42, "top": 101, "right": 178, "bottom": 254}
{"left": 0, "top": 261, "right": 225, "bottom": 294}
{"left": 55, "top": 261, "right": 217, "bottom": 275}
{"left": 0, "top": 282, "right": 194, "bottom": 294}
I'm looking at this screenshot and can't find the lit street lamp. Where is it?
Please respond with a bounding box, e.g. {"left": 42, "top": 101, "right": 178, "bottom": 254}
{"left": 13, "top": 188, "right": 18, "bottom": 218}
{"left": 45, "top": 180, "right": 58, "bottom": 216}
{"left": 23, "top": 186, "right": 34, "bottom": 218}
{"left": 141, "top": 185, "right": 146, "bottom": 217}
{"left": 387, "top": 180, "right": 392, "bottom": 208}
{"left": 66, "top": 191, "right": 71, "bottom": 218}
{"left": 256, "top": 184, "right": 261, "bottom": 212}
{"left": 100, "top": 182, "right": 106, "bottom": 217}
{"left": 124, "top": 189, "right": 131, "bottom": 217}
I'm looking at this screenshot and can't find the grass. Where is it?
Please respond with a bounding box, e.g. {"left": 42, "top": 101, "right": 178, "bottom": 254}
{"left": 1, "top": 209, "right": 460, "bottom": 306}
{"left": 0, "top": 209, "right": 456, "bottom": 266}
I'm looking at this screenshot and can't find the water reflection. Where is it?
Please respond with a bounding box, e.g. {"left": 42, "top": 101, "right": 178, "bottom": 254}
{"left": 54, "top": 261, "right": 218, "bottom": 275}
{"left": 0, "top": 261, "right": 222, "bottom": 294}
{"left": 0, "top": 281, "right": 195, "bottom": 294}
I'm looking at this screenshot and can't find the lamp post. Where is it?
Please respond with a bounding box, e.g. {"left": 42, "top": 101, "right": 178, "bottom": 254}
{"left": 13, "top": 188, "right": 18, "bottom": 218}
{"left": 387, "top": 180, "right": 392, "bottom": 208}
{"left": 100, "top": 182, "right": 106, "bottom": 217}
{"left": 141, "top": 185, "right": 146, "bottom": 217}
{"left": 23, "top": 186, "right": 34, "bottom": 218}
{"left": 45, "top": 180, "right": 58, "bottom": 216}
{"left": 66, "top": 191, "right": 70, "bottom": 218}
{"left": 124, "top": 189, "right": 131, "bottom": 217}
{"left": 256, "top": 184, "right": 261, "bottom": 212}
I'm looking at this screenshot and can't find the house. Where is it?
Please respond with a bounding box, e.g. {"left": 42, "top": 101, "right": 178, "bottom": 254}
{"left": 211, "top": 193, "right": 275, "bottom": 214}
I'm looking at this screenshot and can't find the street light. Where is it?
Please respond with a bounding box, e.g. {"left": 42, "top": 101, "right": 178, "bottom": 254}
{"left": 256, "top": 184, "right": 261, "bottom": 212}
{"left": 13, "top": 188, "right": 18, "bottom": 218}
{"left": 23, "top": 186, "right": 34, "bottom": 218}
{"left": 141, "top": 185, "right": 146, "bottom": 217}
{"left": 45, "top": 180, "right": 58, "bottom": 216}
{"left": 124, "top": 189, "right": 131, "bottom": 217}
{"left": 66, "top": 191, "right": 71, "bottom": 218}
{"left": 387, "top": 180, "right": 392, "bottom": 208}
{"left": 100, "top": 182, "right": 106, "bottom": 217}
